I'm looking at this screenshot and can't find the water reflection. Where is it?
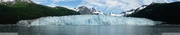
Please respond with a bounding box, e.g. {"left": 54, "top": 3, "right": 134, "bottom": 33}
{"left": 0, "top": 26, "right": 18, "bottom": 32}
{"left": 17, "top": 25, "right": 180, "bottom": 35}
{"left": 1, "top": 25, "right": 180, "bottom": 35}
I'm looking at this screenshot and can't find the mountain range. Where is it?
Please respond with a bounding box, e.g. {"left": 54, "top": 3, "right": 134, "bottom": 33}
{"left": 128, "top": 2, "right": 180, "bottom": 24}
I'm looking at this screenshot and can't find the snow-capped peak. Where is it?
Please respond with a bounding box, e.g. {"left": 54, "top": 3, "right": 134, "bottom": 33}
{"left": 76, "top": 6, "right": 104, "bottom": 15}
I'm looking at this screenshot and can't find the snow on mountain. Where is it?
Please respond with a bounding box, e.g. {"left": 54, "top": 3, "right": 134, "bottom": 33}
{"left": 77, "top": 6, "right": 92, "bottom": 15}
{"left": 109, "top": 12, "right": 124, "bottom": 16}
{"left": 74, "top": 4, "right": 149, "bottom": 16}
{"left": 117, "top": 4, "right": 149, "bottom": 16}
{"left": 76, "top": 6, "right": 104, "bottom": 15}
{"left": 17, "top": 15, "right": 157, "bottom": 26}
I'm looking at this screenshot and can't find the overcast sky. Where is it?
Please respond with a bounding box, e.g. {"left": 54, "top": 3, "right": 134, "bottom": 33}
{"left": 32, "top": 0, "right": 180, "bottom": 14}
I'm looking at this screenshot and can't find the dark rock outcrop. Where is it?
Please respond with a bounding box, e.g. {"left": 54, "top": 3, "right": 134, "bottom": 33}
{"left": 77, "top": 6, "right": 94, "bottom": 15}
{"left": 77, "top": 6, "right": 104, "bottom": 15}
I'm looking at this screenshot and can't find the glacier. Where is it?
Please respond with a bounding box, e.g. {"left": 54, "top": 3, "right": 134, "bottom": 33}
{"left": 17, "top": 15, "right": 158, "bottom": 26}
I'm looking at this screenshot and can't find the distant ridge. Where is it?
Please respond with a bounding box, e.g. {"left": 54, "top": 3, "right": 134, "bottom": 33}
{"left": 0, "top": 0, "right": 79, "bottom": 24}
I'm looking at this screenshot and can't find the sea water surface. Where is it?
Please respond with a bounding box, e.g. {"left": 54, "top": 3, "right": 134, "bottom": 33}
{"left": 1, "top": 25, "right": 180, "bottom": 35}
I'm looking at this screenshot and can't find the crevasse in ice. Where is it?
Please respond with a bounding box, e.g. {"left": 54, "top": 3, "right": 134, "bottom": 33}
{"left": 17, "top": 15, "right": 157, "bottom": 26}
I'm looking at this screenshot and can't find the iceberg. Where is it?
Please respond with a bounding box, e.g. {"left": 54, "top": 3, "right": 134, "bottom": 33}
{"left": 17, "top": 15, "right": 158, "bottom": 26}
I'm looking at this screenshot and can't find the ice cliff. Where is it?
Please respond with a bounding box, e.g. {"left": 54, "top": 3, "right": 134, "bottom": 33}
{"left": 17, "top": 15, "right": 157, "bottom": 26}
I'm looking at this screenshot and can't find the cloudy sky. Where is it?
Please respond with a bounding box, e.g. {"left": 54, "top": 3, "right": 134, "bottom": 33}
{"left": 32, "top": 0, "right": 180, "bottom": 14}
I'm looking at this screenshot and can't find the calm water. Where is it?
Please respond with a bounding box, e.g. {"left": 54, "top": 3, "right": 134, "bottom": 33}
{"left": 0, "top": 25, "right": 180, "bottom": 35}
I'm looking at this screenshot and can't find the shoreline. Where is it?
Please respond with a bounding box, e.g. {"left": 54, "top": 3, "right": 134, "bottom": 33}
{"left": 1, "top": 24, "right": 180, "bottom": 26}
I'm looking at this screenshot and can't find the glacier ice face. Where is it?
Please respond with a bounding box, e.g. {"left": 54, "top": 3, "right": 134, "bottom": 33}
{"left": 17, "top": 15, "right": 157, "bottom": 26}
